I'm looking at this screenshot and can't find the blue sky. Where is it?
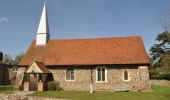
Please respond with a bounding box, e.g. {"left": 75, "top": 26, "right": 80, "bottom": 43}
{"left": 0, "top": 0, "right": 170, "bottom": 57}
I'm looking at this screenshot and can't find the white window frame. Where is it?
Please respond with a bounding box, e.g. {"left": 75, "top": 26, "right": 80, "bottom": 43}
{"left": 96, "top": 67, "right": 107, "bottom": 83}
{"left": 122, "top": 70, "right": 131, "bottom": 81}
{"left": 65, "top": 68, "right": 75, "bottom": 81}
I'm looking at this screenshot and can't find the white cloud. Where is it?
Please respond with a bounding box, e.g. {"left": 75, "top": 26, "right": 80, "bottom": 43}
{"left": 0, "top": 17, "right": 9, "bottom": 24}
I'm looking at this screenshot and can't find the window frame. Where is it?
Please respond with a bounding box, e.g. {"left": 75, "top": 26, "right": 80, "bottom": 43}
{"left": 96, "top": 67, "right": 107, "bottom": 83}
{"left": 122, "top": 70, "right": 130, "bottom": 81}
{"left": 65, "top": 68, "right": 75, "bottom": 81}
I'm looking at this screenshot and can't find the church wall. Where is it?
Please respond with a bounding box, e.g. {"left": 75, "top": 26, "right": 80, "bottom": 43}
{"left": 15, "top": 65, "right": 150, "bottom": 91}
{"left": 49, "top": 66, "right": 92, "bottom": 91}
{"left": 48, "top": 65, "right": 150, "bottom": 91}
{"left": 138, "top": 66, "right": 151, "bottom": 91}
{"left": 14, "top": 67, "right": 26, "bottom": 89}
{"left": 94, "top": 66, "right": 140, "bottom": 91}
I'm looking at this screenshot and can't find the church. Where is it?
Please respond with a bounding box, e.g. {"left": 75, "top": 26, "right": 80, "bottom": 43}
{"left": 15, "top": 1, "right": 150, "bottom": 92}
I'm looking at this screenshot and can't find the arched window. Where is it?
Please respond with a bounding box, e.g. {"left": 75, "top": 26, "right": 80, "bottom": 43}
{"left": 124, "top": 70, "right": 128, "bottom": 80}
{"left": 66, "top": 68, "right": 74, "bottom": 80}
{"left": 97, "top": 67, "right": 106, "bottom": 82}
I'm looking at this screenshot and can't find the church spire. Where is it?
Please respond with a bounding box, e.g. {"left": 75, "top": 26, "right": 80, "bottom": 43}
{"left": 37, "top": 0, "right": 49, "bottom": 34}
{"left": 36, "top": 0, "right": 50, "bottom": 45}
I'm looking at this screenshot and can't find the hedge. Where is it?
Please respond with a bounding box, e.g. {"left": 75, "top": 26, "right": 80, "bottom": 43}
{"left": 149, "top": 70, "right": 170, "bottom": 80}
{"left": 47, "top": 81, "right": 60, "bottom": 91}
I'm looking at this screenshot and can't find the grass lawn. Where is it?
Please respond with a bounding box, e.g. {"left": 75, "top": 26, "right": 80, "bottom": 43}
{"left": 0, "top": 85, "right": 13, "bottom": 94}
{"left": 30, "top": 85, "right": 170, "bottom": 100}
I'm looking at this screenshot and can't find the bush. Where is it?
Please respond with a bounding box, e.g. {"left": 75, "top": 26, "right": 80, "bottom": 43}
{"left": 149, "top": 70, "right": 159, "bottom": 76}
{"left": 150, "top": 74, "right": 161, "bottom": 79}
{"left": 47, "top": 81, "right": 59, "bottom": 91}
{"left": 149, "top": 70, "right": 160, "bottom": 79}
{"left": 160, "top": 73, "right": 170, "bottom": 80}
{"left": 149, "top": 70, "right": 170, "bottom": 80}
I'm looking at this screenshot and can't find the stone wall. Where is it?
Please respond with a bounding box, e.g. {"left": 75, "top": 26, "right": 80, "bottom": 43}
{"left": 49, "top": 65, "right": 150, "bottom": 91}
{"left": 16, "top": 65, "right": 150, "bottom": 91}
{"left": 14, "top": 67, "right": 26, "bottom": 89}
{"left": 151, "top": 80, "right": 170, "bottom": 87}
{"left": 138, "top": 66, "right": 151, "bottom": 91}
{"left": 49, "top": 67, "right": 92, "bottom": 91}
{"left": 8, "top": 67, "right": 18, "bottom": 85}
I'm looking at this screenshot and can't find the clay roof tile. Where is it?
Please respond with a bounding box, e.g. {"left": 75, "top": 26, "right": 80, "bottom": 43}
{"left": 19, "top": 36, "right": 150, "bottom": 66}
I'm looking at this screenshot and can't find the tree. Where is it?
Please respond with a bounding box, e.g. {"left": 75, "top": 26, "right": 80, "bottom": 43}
{"left": 150, "top": 31, "right": 170, "bottom": 73}
{"left": 0, "top": 51, "right": 3, "bottom": 61}
{"left": 150, "top": 31, "right": 170, "bottom": 61}
{"left": 14, "top": 53, "right": 24, "bottom": 65}
{"left": 2, "top": 54, "right": 14, "bottom": 65}
{"left": 1, "top": 52, "right": 24, "bottom": 65}
{"left": 159, "top": 55, "right": 170, "bottom": 73}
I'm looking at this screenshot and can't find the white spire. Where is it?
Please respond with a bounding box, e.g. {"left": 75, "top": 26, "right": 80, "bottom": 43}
{"left": 37, "top": 0, "right": 49, "bottom": 34}
{"left": 36, "top": 0, "right": 50, "bottom": 45}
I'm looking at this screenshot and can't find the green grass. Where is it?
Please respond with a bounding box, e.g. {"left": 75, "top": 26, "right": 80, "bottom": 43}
{"left": 0, "top": 85, "right": 13, "bottom": 94}
{"left": 30, "top": 85, "right": 170, "bottom": 100}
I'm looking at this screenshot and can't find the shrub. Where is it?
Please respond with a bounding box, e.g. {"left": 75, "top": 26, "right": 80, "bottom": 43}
{"left": 47, "top": 81, "right": 59, "bottom": 91}
{"left": 149, "top": 70, "right": 160, "bottom": 79}
{"left": 150, "top": 74, "right": 161, "bottom": 79}
{"left": 160, "top": 73, "right": 170, "bottom": 80}
{"left": 149, "top": 70, "right": 170, "bottom": 80}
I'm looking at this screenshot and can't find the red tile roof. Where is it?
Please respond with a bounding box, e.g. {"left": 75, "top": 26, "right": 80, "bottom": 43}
{"left": 35, "top": 61, "right": 51, "bottom": 73}
{"left": 19, "top": 36, "right": 150, "bottom": 66}
{"left": 25, "top": 61, "right": 51, "bottom": 73}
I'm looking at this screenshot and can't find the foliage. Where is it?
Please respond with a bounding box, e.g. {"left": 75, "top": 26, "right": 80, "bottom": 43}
{"left": 149, "top": 70, "right": 160, "bottom": 79}
{"left": 2, "top": 54, "right": 14, "bottom": 65}
{"left": 149, "top": 70, "right": 170, "bottom": 80}
{"left": 159, "top": 73, "right": 170, "bottom": 80}
{"left": 150, "top": 31, "right": 170, "bottom": 74}
{"left": 150, "top": 31, "right": 170, "bottom": 61}
{"left": 1, "top": 52, "right": 24, "bottom": 65}
{"left": 14, "top": 53, "right": 24, "bottom": 64}
{"left": 0, "top": 51, "right": 3, "bottom": 61}
{"left": 47, "top": 81, "right": 59, "bottom": 91}
{"left": 30, "top": 85, "right": 170, "bottom": 100}
{"left": 159, "top": 55, "right": 170, "bottom": 73}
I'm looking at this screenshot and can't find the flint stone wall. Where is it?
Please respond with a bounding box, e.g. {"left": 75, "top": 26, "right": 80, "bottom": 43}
{"left": 16, "top": 65, "right": 150, "bottom": 91}
{"left": 49, "top": 65, "right": 150, "bottom": 91}
{"left": 15, "top": 67, "right": 26, "bottom": 89}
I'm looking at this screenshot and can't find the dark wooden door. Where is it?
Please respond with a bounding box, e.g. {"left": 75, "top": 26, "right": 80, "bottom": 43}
{"left": 29, "top": 74, "right": 38, "bottom": 91}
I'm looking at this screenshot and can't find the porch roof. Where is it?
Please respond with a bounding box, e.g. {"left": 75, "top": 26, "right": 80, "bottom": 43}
{"left": 25, "top": 61, "right": 51, "bottom": 74}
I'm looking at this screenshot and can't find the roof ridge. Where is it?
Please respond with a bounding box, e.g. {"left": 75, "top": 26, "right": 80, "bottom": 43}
{"left": 31, "top": 36, "right": 141, "bottom": 42}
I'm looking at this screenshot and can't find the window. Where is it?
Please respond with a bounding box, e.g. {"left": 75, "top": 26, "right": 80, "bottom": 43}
{"left": 66, "top": 68, "right": 74, "bottom": 80}
{"left": 124, "top": 70, "right": 128, "bottom": 80}
{"left": 97, "top": 67, "right": 106, "bottom": 82}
